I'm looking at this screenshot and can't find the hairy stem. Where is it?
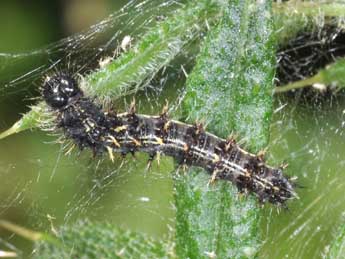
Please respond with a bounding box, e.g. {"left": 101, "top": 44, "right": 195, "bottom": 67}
{"left": 176, "top": 0, "right": 276, "bottom": 258}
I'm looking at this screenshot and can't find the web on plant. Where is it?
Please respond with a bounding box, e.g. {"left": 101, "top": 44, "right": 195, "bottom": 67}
{"left": 0, "top": 0, "right": 185, "bottom": 98}
{"left": 261, "top": 24, "right": 345, "bottom": 259}
{"left": 0, "top": 2, "right": 344, "bottom": 259}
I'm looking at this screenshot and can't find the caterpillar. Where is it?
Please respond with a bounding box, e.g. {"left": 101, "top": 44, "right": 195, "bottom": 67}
{"left": 42, "top": 73, "right": 297, "bottom": 206}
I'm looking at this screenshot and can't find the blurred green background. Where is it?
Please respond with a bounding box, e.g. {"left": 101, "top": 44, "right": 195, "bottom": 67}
{"left": 1, "top": 1, "right": 345, "bottom": 259}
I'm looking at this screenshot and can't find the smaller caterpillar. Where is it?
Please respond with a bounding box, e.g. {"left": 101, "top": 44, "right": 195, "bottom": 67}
{"left": 42, "top": 73, "right": 297, "bottom": 206}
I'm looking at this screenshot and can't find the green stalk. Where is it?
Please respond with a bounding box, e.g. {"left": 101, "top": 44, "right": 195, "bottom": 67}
{"left": 176, "top": 0, "right": 276, "bottom": 258}
{"left": 0, "top": 220, "right": 60, "bottom": 246}
{"left": 274, "top": 74, "right": 322, "bottom": 94}
{"left": 274, "top": 59, "right": 345, "bottom": 93}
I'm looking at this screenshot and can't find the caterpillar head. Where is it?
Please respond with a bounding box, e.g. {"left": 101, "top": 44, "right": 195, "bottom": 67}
{"left": 43, "top": 74, "right": 81, "bottom": 109}
{"left": 257, "top": 167, "right": 297, "bottom": 206}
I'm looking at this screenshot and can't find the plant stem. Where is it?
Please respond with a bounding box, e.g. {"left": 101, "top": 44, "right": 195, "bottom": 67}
{"left": 176, "top": 0, "right": 276, "bottom": 258}
{"left": 274, "top": 74, "right": 322, "bottom": 94}
{"left": 0, "top": 220, "right": 59, "bottom": 246}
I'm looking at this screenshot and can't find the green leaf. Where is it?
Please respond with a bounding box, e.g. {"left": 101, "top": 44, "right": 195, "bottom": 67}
{"left": 0, "top": 102, "right": 48, "bottom": 140}
{"left": 176, "top": 0, "right": 276, "bottom": 258}
{"left": 1, "top": 212, "right": 172, "bottom": 258}
{"left": 86, "top": 0, "right": 221, "bottom": 100}
{"left": 32, "top": 220, "right": 174, "bottom": 259}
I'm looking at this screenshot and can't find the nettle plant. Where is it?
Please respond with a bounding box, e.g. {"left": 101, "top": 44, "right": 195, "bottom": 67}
{"left": 1, "top": 1, "right": 345, "bottom": 258}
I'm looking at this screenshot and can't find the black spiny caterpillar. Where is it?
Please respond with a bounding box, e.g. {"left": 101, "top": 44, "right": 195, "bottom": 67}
{"left": 42, "top": 74, "right": 296, "bottom": 205}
